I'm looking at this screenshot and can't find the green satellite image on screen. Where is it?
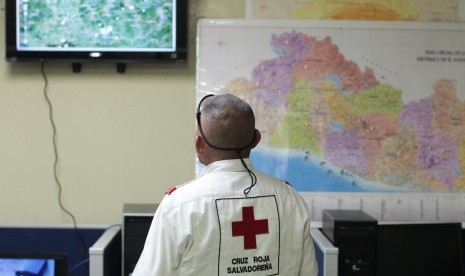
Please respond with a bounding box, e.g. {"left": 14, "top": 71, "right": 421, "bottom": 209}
{"left": 18, "top": 0, "right": 174, "bottom": 50}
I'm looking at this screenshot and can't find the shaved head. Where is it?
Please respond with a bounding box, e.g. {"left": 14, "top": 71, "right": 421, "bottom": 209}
{"left": 196, "top": 94, "right": 260, "bottom": 162}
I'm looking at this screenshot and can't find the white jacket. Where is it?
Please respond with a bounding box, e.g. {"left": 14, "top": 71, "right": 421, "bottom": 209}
{"left": 132, "top": 159, "right": 318, "bottom": 276}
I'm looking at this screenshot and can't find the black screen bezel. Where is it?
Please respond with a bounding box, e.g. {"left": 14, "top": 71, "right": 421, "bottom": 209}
{"left": 5, "top": 0, "right": 188, "bottom": 63}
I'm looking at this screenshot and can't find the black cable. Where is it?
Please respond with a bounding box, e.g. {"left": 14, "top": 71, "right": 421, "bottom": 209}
{"left": 40, "top": 61, "right": 88, "bottom": 258}
{"left": 239, "top": 152, "right": 257, "bottom": 196}
{"left": 68, "top": 258, "right": 89, "bottom": 275}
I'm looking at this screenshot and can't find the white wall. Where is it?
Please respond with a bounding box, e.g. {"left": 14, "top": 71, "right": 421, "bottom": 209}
{"left": 0, "top": 1, "right": 245, "bottom": 225}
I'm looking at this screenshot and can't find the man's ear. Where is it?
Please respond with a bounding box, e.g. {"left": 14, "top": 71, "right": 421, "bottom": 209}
{"left": 195, "top": 133, "right": 212, "bottom": 165}
{"left": 251, "top": 129, "right": 261, "bottom": 149}
{"left": 195, "top": 133, "right": 205, "bottom": 155}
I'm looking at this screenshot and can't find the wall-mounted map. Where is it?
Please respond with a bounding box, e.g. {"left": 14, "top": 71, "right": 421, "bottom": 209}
{"left": 246, "top": 0, "right": 460, "bottom": 21}
{"left": 197, "top": 19, "right": 465, "bottom": 221}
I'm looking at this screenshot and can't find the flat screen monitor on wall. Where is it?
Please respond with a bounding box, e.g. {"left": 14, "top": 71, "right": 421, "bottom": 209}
{"left": 5, "top": 0, "right": 187, "bottom": 63}
{"left": 377, "top": 222, "right": 464, "bottom": 276}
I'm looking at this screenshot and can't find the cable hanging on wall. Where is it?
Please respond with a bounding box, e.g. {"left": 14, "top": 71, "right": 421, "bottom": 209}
{"left": 40, "top": 61, "right": 88, "bottom": 259}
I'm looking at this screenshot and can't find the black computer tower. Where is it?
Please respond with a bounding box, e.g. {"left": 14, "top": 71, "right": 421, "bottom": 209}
{"left": 122, "top": 203, "right": 158, "bottom": 276}
{"left": 322, "top": 209, "right": 377, "bottom": 276}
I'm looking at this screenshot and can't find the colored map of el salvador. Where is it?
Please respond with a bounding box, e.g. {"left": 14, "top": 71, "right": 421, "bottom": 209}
{"left": 219, "top": 31, "right": 465, "bottom": 192}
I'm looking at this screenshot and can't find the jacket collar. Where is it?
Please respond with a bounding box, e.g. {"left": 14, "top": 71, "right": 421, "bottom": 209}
{"left": 199, "top": 158, "right": 254, "bottom": 177}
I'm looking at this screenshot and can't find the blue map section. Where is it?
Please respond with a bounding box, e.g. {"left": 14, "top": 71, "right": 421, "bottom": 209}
{"left": 251, "top": 146, "right": 400, "bottom": 192}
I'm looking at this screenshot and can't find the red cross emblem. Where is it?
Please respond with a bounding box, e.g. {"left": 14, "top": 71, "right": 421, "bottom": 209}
{"left": 232, "top": 206, "right": 269, "bottom": 250}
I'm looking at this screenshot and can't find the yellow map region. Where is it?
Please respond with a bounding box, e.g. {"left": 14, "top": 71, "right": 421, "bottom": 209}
{"left": 249, "top": 0, "right": 459, "bottom": 21}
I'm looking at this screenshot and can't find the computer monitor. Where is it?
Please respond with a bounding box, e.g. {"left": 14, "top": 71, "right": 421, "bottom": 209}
{"left": 0, "top": 252, "right": 67, "bottom": 276}
{"left": 377, "top": 222, "right": 464, "bottom": 276}
{"left": 89, "top": 225, "right": 122, "bottom": 276}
